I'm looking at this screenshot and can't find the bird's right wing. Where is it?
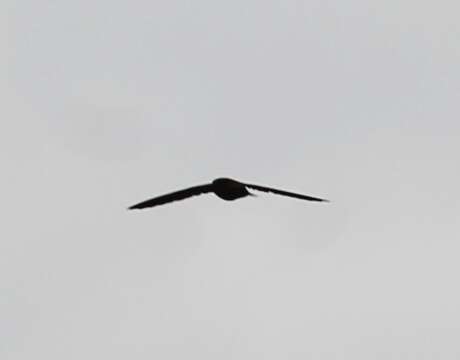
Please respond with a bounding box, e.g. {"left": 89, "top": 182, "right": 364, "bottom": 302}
{"left": 128, "top": 184, "right": 213, "bottom": 210}
{"left": 245, "top": 183, "right": 329, "bottom": 202}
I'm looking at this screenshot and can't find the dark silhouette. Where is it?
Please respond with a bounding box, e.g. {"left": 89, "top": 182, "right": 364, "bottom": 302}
{"left": 128, "top": 178, "right": 329, "bottom": 210}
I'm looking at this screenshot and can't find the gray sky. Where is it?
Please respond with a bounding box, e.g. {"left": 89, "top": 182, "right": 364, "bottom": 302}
{"left": 3, "top": 0, "right": 460, "bottom": 358}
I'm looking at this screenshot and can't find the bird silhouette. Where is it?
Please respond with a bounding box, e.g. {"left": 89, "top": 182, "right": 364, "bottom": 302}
{"left": 128, "top": 177, "right": 328, "bottom": 210}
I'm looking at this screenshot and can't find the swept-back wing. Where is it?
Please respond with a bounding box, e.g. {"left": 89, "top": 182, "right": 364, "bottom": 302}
{"left": 245, "top": 183, "right": 328, "bottom": 202}
{"left": 128, "top": 184, "right": 213, "bottom": 209}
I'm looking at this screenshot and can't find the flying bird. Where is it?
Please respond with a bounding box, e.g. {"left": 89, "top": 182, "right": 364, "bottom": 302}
{"left": 128, "top": 177, "right": 328, "bottom": 210}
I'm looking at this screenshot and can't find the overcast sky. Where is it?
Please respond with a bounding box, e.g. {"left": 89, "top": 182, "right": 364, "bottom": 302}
{"left": 3, "top": 0, "right": 460, "bottom": 358}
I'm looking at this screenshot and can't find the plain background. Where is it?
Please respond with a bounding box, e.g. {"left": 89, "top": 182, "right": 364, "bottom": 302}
{"left": 3, "top": 0, "right": 460, "bottom": 358}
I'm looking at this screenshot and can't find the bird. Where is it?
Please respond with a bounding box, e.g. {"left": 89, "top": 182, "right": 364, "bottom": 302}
{"left": 128, "top": 177, "right": 329, "bottom": 210}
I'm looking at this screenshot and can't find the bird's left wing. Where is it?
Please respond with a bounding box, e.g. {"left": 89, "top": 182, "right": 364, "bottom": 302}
{"left": 245, "top": 183, "right": 329, "bottom": 202}
{"left": 128, "top": 184, "right": 213, "bottom": 210}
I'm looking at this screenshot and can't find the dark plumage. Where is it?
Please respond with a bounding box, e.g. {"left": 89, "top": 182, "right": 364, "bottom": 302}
{"left": 128, "top": 177, "right": 328, "bottom": 210}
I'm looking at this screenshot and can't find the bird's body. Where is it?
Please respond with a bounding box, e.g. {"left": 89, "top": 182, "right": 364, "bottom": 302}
{"left": 128, "top": 177, "right": 328, "bottom": 210}
{"left": 211, "top": 178, "right": 251, "bottom": 200}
